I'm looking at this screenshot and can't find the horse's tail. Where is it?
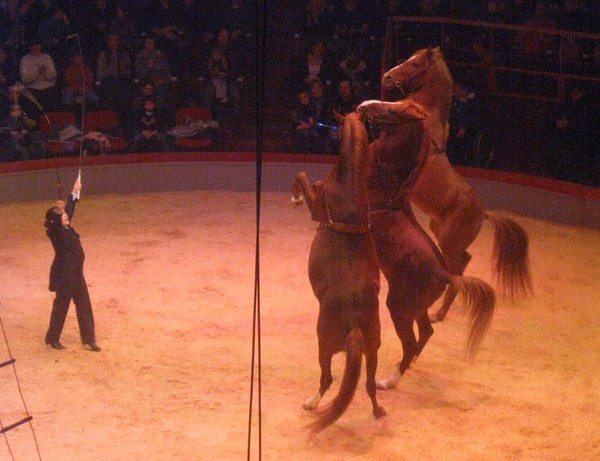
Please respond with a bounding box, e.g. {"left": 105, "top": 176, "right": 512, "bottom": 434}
{"left": 307, "top": 328, "right": 363, "bottom": 439}
{"left": 486, "top": 211, "right": 533, "bottom": 299}
{"left": 449, "top": 275, "right": 496, "bottom": 360}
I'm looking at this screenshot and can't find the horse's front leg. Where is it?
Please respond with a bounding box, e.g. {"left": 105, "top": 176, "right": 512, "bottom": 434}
{"left": 356, "top": 99, "right": 429, "bottom": 123}
{"left": 291, "top": 174, "right": 306, "bottom": 205}
{"left": 303, "top": 349, "right": 333, "bottom": 411}
{"left": 291, "top": 172, "right": 315, "bottom": 206}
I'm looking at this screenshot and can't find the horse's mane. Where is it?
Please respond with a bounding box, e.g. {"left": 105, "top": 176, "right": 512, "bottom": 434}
{"left": 429, "top": 47, "right": 454, "bottom": 87}
{"left": 414, "top": 48, "right": 454, "bottom": 123}
{"left": 335, "top": 112, "right": 368, "bottom": 184}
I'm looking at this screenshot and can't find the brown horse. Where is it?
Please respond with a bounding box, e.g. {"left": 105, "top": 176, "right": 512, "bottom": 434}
{"left": 291, "top": 111, "right": 386, "bottom": 439}
{"left": 356, "top": 99, "right": 496, "bottom": 389}
{"left": 381, "top": 47, "right": 532, "bottom": 323}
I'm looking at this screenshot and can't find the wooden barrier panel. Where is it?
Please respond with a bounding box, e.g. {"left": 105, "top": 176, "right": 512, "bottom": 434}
{"left": 0, "top": 153, "right": 598, "bottom": 228}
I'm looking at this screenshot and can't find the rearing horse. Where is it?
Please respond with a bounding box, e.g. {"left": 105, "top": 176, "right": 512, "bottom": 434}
{"left": 292, "top": 111, "right": 389, "bottom": 438}
{"left": 356, "top": 99, "right": 496, "bottom": 389}
{"left": 382, "top": 47, "right": 532, "bottom": 322}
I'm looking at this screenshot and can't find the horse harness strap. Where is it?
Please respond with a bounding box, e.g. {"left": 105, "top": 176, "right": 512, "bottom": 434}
{"left": 320, "top": 176, "right": 371, "bottom": 235}
{"left": 429, "top": 135, "right": 444, "bottom": 155}
{"left": 317, "top": 221, "right": 370, "bottom": 234}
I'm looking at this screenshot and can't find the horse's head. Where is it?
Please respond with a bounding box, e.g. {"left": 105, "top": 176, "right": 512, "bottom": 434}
{"left": 381, "top": 47, "right": 448, "bottom": 99}
{"left": 356, "top": 99, "right": 429, "bottom": 127}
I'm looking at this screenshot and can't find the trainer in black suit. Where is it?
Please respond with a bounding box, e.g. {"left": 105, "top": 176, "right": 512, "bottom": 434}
{"left": 44, "top": 175, "right": 100, "bottom": 352}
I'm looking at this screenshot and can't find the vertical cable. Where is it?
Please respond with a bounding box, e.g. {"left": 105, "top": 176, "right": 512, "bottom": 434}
{"left": 247, "top": 1, "right": 267, "bottom": 460}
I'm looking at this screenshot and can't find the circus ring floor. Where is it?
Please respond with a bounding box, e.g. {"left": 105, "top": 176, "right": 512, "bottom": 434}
{"left": 1, "top": 152, "right": 599, "bottom": 460}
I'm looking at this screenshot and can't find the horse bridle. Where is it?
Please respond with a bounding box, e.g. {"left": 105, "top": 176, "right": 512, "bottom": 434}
{"left": 390, "top": 54, "right": 434, "bottom": 97}
{"left": 318, "top": 176, "right": 370, "bottom": 235}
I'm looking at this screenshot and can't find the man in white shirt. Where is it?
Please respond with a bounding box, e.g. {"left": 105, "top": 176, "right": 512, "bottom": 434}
{"left": 19, "top": 39, "right": 58, "bottom": 111}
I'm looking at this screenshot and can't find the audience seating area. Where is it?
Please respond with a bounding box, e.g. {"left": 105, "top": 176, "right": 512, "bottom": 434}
{"left": 0, "top": 1, "right": 599, "bottom": 186}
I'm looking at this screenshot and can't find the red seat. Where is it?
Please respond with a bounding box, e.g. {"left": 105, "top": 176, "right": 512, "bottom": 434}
{"left": 173, "top": 107, "right": 216, "bottom": 150}
{"left": 82, "top": 110, "right": 128, "bottom": 153}
{"left": 38, "top": 112, "right": 81, "bottom": 157}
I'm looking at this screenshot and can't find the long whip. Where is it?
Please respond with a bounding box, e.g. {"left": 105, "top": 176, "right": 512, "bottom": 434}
{"left": 66, "top": 34, "right": 86, "bottom": 199}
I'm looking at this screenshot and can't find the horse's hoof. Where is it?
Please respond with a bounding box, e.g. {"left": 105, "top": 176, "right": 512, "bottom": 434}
{"left": 302, "top": 402, "right": 314, "bottom": 411}
{"left": 291, "top": 195, "right": 304, "bottom": 205}
{"left": 376, "top": 380, "right": 396, "bottom": 390}
{"left": 429, "top": 312, "right": 444, "bottom": 323}
{"left": 374, "top": 406, "right": 387, "bottom": 419}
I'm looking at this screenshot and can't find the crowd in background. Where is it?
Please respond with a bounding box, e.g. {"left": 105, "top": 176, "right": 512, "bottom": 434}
{"left": 1, "top": 0, "right": 253, "bottom": 160}
{"left": 1, "top": 0, "right": 599, "bottom": 185}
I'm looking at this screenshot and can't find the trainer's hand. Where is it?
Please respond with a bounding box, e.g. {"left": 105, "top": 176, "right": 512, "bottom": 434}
{"left": 72, "top": 174, "right": 82, "bottom": 195}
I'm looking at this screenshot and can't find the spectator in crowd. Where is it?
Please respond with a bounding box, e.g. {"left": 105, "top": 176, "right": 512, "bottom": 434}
{"left": 62, "top": 53, "right": 98, "bottom": 111}
{"left": 19, "top": 39, "right": 58, "bottom": 112}
{"left": 288, "top": 88, "right": 322, "bottom": 153}
{"left": 0, "top": 3, "right": 13, "bottom": 45}
{"left": 447, "top": 78, "right": 488, "bottom": 166}
{"left": 209, "top": 0, "right": 252, "bottom": 43}
{"left": 18, "top": 0, "right": 51, "bottom": 45}
{"left": 420, "top": 0, "right": 451, "bottom": 17}
{"left": 36, "top": 4, "right": 71, "bottom": 69}
{"left": 0, "top": 102, "right": 44, "bottom": 161}
{"left": 134, "top": 35, "right": 174, "bottom": 108}
{"left": 0, "top": 46, "right": 19, "bottom": 94}
{"left": 547, "top": 84, "right": 600, "bottom": 185}
{"left": 309, "top": 78, "right": 335, "bottom": 154}
{"left": 130, "top": 96, "right": 171, "bottom": 152}
{"left": 95, "top": 33, "right": 132, "bottom": 118}
{"left": 109, "top": 2, "right": 140, "bottom": 56}
{"left": 290, "top": 37, "right": 337, "bottom": 96}
{"left": 510, "top": 0, "right": 533, "bottom": 24}
{"left": 332, "top": 0, "right": 370, "bottom": 56}
{"left": 178, "top": 0, "right": 215, "bottom": 97}
{"left": 331, "top": 78, "right": 361, "bottom": 123}
{"left": 209, "top": 27, "right": 245, "bottom": 86}
{"left": 77, "top": 0, "right": 113, "bottom": 59}
{"left": 2, "top": 83, "right": 43, "bottom": 122}
{"left": 180, "top": 0, "right": 210, "bottom": 40}
{"left": 204, "top": 42, "right": 241, "bottom": 129}
{"left": 482, "top": 0, "right": 513, "bottom": 24}
{"left": 301, "top": 0, "right": 335, "bottom": 47}
{"left": 557, "top": 0, "right": 595, "bottom": 33}
{"left": 560, "top": 34, "right": 585, "bottom": 74}
{"left": 328, "top": 78, "right": 362, "bottom": 149}
{"left": 338, "top": 47, "right": 371, "bottom": 100}
{"left": 147, "top": 0, "right": 185, "bottom": 77}
{"left": 514, "top": 1, "right": 558, "bottom": 67}
{"left": 129, "top": 78, "right": 173, "bottom": 137}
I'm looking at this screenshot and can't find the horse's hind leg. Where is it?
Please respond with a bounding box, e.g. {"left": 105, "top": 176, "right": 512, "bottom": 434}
{"left": 365, "top": 350, "right": 386, "bottom": 418}
{"left": 303, "top": 349, "right": 333, "bottom": 411}
{"left": 430, "top": 251, "right": 471, "bottom": 322}
{"left": 430, "top": 206, "right": 483, "bottom": 322}
{"left": 378, "top": 314, "right": 419, "bottom": 390}
{"left": 415, "top": 312, "right": 434, "bottom": 360}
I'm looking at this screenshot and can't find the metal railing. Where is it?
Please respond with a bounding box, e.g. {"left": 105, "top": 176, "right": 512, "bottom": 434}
{"left": 383, "top": 16, "right": 600, "bottom": 103}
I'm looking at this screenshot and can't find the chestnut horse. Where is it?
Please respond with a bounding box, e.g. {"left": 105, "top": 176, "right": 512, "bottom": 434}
{"left": 381, "top": 47, "right": 532, "bottom": 323}
{"left": 291, "top": 111, "right": 387, "bottom": 438}
{"left": 356, "top": 99, "right": 496, "bottom": 389}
